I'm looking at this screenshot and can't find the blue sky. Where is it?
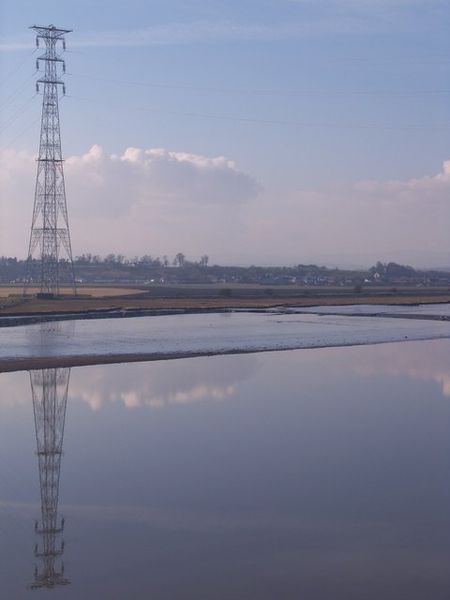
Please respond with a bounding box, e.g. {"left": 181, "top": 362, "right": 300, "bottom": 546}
{"left": 0, "top": 0, "right": 449, "bottom": 266}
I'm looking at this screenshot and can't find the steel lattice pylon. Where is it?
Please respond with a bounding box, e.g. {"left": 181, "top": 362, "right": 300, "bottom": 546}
{"left": 30, "top": 368, "right": 70, "bottom": 589}
{"left": 25, "top": 25, "right": 76, "bottom": 296}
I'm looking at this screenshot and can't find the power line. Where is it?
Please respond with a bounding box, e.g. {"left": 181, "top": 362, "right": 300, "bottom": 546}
{"left": 0, "top": 47, "right": 36, "bottom": 85}
{"left": 70, "top": 93, "right": 450, "bottom": 131}
{"left": 0, "top": 70, "right": 38, "bottom": 113}
{"left": 0, "top": 115, "right": 40, "bottom": 153}
{"left": 71, "top": 72, "right": 450, "bottom": 98}
{"left": 0, "top": 94, "right": 37, "bottom": 135}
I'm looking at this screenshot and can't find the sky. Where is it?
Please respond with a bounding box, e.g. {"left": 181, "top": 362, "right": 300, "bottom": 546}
{"left": 0, "top": 0, "right": 449, "bottom": 268}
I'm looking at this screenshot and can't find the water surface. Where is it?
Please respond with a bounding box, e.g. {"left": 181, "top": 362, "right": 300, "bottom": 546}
{"left": 1, "top": 340, "right": 450, "bottom": 598}
{"left": 1, "top": 310, "right": 450, "bottom": 365}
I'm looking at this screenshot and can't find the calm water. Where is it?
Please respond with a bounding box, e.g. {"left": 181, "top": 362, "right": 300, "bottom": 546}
{"left": 2, "top": 310, "right": 450, "bottom": 363}
{"left": 1, "top": 339, "right": 450, "bottom": 598}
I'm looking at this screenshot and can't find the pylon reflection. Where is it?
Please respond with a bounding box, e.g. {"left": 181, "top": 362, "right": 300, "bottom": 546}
{"left": 30, "top": 368, "right": 70, "bottom": 589}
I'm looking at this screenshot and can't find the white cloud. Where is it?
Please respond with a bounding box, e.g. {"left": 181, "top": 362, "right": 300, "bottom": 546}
{"left": 0, "top": 144, "right": 258, "bottom": 259}
{"left": 2, "top": 144, "right": 450, "bottom": 266}
{"left": 247, "top": 159, "right": 450, "bottom": 267}
{"left": 65, "top": 144, "right": 258, "bottom": 216}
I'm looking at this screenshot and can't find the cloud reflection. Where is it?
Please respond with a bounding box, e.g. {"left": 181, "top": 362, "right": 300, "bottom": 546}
{"left": 0, "top": 371, "right": 31, "bottom": 408}
{"left": 68, "top": 355, "right": 260, "bottom": 411}
{"left": 1, "top": 339, "right": 448, "bottom": 414}
{"left": 347, "top": 340, "right": 450, "bottom": 397}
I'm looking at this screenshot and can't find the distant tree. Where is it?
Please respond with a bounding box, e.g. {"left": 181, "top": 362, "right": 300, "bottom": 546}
{"left": 76, "top": 253, "right": 93, "bottom": 264}
{"left": 139, "top": 255, "right": 153, "bottom": 265}
{"left": 199, "top": 254, "right": 209, "bottom": 268}
{"left": 369, "top": 261, "right": 386, "bottom": 275}
{"left": 385, "top": 262, "right": 415, "bottom": 278}
{"left": 175, "top": 252, "right": 186, "bottom": 267}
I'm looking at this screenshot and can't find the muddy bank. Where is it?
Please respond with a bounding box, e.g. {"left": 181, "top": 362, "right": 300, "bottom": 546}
{"left": 0, "top": 306, "right": 235, "bottom": 328}
{"left": 1, "top": 298, "right": 450, "bottom": 328}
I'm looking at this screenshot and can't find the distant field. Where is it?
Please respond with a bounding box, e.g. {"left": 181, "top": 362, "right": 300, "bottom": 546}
{"left": 1, "top": 283, "right": 450, "bottom": 316}
{"left": 0, "top": 286, "right": 144, "bottom": 297}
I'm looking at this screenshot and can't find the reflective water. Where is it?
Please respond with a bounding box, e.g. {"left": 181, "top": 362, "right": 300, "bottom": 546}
{"left": 1, "top": 339, "right": 450, "bottom": 598}
{"left": 2, "top": 310, "right": 450, "bottom": 364}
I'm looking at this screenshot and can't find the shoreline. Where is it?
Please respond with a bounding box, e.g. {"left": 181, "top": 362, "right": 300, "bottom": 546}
{"left": 1, "top": 296, "right": 450, "bottom": 328}
{"left": 1, "top": 333, "right": 449, "bottom": 373}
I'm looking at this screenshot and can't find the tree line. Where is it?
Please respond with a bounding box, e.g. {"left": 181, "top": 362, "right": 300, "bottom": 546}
{"left": 0, "top": 255, "right": 449, "bottom": 286}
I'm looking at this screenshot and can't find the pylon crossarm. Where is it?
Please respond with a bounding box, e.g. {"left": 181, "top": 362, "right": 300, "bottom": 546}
{"left": 31, "top": 25, "right": 72, "bottom": 36}
{"left": 35, "top": 527, "right": 64, "bottom": 534}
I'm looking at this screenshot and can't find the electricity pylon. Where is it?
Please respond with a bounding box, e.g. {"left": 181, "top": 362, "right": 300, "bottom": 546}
{"left": 25, "top": 25, "right": 76, "bottom": 297}
{"left": 30, "top": 368, "right": 70, "bottom": 589}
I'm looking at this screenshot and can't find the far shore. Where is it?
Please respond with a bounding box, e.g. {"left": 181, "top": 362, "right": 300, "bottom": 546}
{"left": 1, "top": 284, "right": 450, "bottom": 328}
